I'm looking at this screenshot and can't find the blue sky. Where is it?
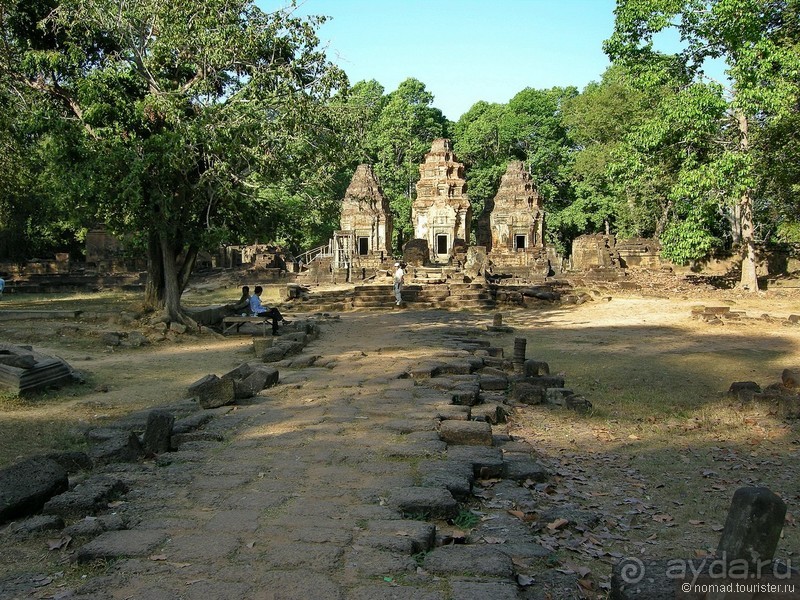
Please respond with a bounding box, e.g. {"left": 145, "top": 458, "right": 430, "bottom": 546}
{"left": 267, "top": 0, "right": 620, "bottom": 121}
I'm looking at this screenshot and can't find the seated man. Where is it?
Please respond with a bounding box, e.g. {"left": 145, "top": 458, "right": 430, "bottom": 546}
{"left": 226, "top": 285, "right": 251, "bottom": 315}
{"left": 249, "top": 285, "right": 290, "bottom": 335}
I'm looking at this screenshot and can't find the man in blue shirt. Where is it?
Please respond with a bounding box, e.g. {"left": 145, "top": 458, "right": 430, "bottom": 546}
{"left": 249, "top": 286, "right": 290, "bottom": 335}
{"left": 0, "top": 277, "right": 5, "bottom": 298}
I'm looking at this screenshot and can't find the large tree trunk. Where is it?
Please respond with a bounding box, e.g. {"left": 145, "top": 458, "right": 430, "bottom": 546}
{"left": 144, "top": 230, "right": 164, "bottom": 310}
{"left": 736, "top": 110, "right": 758, "bottom": 292}
{"left": 160, "top": 234, "right": 184, "bottom": 323}
{"left": 143, "top": 230, "right": 196, "bottom": 324}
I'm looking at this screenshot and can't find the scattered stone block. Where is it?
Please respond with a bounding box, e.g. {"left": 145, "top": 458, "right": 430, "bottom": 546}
{"left": 503, "top": 454, "right": 548, "bottom": 483}
{"left": 188, "top": 374, "right": 235, "bottom": 409}
{"left": 526, "top": 374, "right": 565, "bottom": 388}
{"left": 478, "top": 375, "right": 508, "bottom": 391}
{"left": 88, "top": 431, "right": 143, "bottom": 465}
{"left": 142, "top": 410, "right": 174, "bottom": 455}
{"left": 42, "top": 475, "right": 129, "bottom": 518}
{"left": 523, "top": 359, "right": 550, "bottom": 377}
{"left": 5, "top": 514, "right": 65, "bottom": 538}
{"left": 509, "top": 380, "right": 545, "bottom": 405}
{"left": 451, "top": 384, "right": 480, "bottom": 406}
{"left": 434, "top": 405, "right": 471, "bottom": 421}
{"left": 446, "top": 446, "right": 505, "bottom": 479}
{"left": 418, "top": 459, "right": 474, "bottom": 501}
{"left": 471, "top": 403, "right": 508, "bottom": 424}
{"left": 439, "top": 420, "right": 493, "bottom": 446}
{"left": 388, "top": 487, "right": 458, "bottom": 519}
{"left": 546, "top": 388, "right": 574, "bottom": 406}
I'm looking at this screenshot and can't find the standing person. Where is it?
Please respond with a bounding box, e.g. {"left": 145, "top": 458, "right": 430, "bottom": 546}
{"left": 249, "top": 285, "right": 290, "bottom": 335}
{"left": 393, "top": 262, "right": 405, "bottom": 306}
{"left": 0, "top": 276, "right": 4, "bottom": 298}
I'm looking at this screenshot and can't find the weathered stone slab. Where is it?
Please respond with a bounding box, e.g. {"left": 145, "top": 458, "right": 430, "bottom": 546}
{"left": 42, "top": 475, "right": 129, "bottom": 518}
{"left": 717, "top": 486, "right": 786, "bottom": 566}
{"left": 523, "top": 359, "right": 550, "bottom": 377}
{"left": 451, "top": 383, "right": 481, "bottom": 406}
{"left": 436, "top": 361, "right": 475, "bottom": 376}
{"left": 446, "top": 446, "right": 505, "bottom": 479}
{"left": 142, "top": 410, "right": 174, "bottom": 454}
{"left": 478, "top": 375, "right": 508, "bottom": 391}
{"left": 423, "top": 544, "right": 514, "bottom": 578}
{"left": 434, "top": 404, "right": 471, "bottom": 421}
{"left": 546, "top": 388, "right": 574, "bottom": 405}
{"left": 188, "top": 374, "right": 235, "bottom": 409}
{"left": 526, "top": 374, "right": 565, "bottom": 388}
{"left": 449, "top": 580, "right": 519, "bottom": 600}
{"left": 5, "top": 514, "right": 64, "bottom": 538}
{"left": 439, "top": 420, "right": 493, "bottom": 446}
{"left": 473, "top": 403, "right": 508, "bottom": 425}
{"left": 419, "top": 459, "right": 474, "bottom": 501}
{"left": 359, "top": 519, "right": 436, "bottom": 553}
{"left": 88, "top": 431, "right": 143, "bottom": 465}
{"left": 388, "top": 487, "right": 458, "bottom": 519}
{"left": 509, "top": 380, "right": 545, "bottom": 404}
{"left": 348, "top": 585, "right": 444, "bottom": 600}
{"left": 76, "top": 529, "right": 167, "bottom": 563}
{"left": 503, "top": 454, "right": 548, "bottom": 483}
{"left": 0, "top": 457, "right": 69, "bottom": 524}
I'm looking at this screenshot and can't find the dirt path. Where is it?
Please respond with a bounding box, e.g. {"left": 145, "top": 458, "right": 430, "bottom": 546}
{"left": 2, "top": 289, "right": 800, "bottom": 599}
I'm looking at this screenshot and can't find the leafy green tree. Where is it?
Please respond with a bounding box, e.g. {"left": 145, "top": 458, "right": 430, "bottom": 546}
{"left": 1, "top": 0, "right": 347, "bottom": 320}
{"left": 367, "top": 78, "right": 448, "bottom": 250}
{"left": 605, "top": 0, "right": 800, "bottom": 290}
{"left": 453, "top": 87, "right": 576, "bottom": 251}
{"left": 559, "top": 66, "right": 654, "bottom": 242}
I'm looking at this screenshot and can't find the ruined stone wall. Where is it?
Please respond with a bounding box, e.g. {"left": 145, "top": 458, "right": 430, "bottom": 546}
{"left": 615, "top": 237, "right": 662, "bottom": 270}
{"left": 570, "top": 234, "right": 618, "bottom": 270}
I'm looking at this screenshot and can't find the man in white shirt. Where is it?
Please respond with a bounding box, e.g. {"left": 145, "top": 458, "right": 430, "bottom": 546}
{"left": 393, "top": 263, "right": 404, "bottom": 306}
{"left": 249, "top": 285, "right": 290, "bottom": 335}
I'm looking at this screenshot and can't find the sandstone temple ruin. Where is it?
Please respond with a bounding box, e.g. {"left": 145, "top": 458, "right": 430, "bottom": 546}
{"left": 411, "top": 138, "right": 471, "bottom": 264}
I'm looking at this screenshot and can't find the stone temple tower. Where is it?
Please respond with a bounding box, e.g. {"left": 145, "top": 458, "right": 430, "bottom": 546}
{"left": 488, "top": 160, "right": 545, "bottom": 267}
{"left": 333, "top": 164, "right": 392, "bottom": 270}
{"left": 412, "top": 138, "right": 471, "bottom": 263}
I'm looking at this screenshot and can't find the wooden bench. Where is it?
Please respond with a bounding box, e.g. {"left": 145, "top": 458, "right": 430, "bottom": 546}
{"left": 222, "top": 316, "right": 270, "bottom": 336}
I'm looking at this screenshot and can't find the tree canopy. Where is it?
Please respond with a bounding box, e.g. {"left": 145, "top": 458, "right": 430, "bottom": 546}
{"left": 1, "top": 0, "right": 799, "bottom": 298}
